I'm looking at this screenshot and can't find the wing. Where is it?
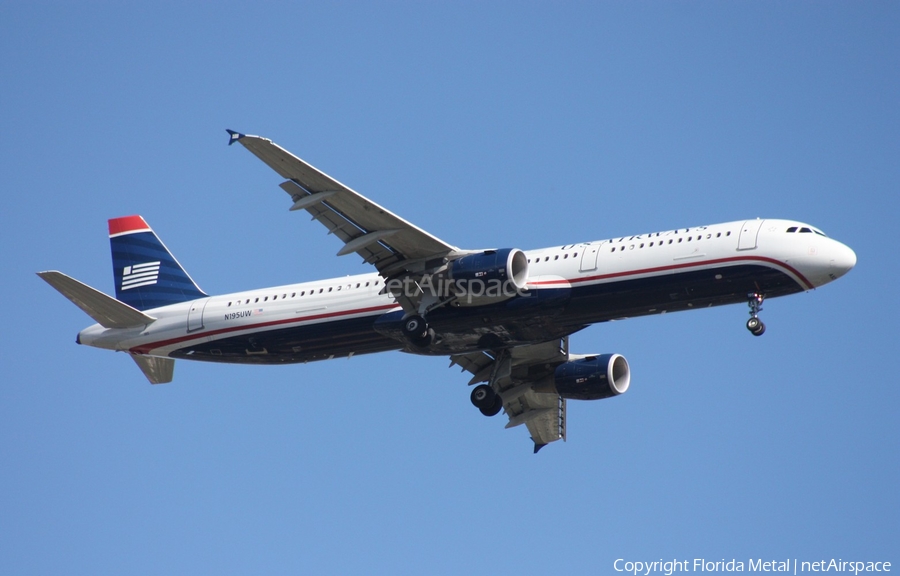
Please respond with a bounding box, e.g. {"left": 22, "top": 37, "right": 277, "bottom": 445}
{"left": 450, "top": 338, "right": 570, "bottom": 453}
{"left": 228, "top": 131, "right": 462, "bottom": 312}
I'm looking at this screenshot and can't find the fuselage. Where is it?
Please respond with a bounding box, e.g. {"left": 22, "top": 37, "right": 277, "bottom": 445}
{"left": 77, "top": 219, "right": 856, "bottom": 364}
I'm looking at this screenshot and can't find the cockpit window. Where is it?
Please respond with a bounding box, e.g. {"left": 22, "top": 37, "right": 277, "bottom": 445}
{"left": 786, "top": 225, "right": 827, "bottom": 237}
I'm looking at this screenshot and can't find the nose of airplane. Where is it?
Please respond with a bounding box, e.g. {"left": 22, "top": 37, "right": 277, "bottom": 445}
{"left": 829, "top": 240, "right": 857, "bottom": 280}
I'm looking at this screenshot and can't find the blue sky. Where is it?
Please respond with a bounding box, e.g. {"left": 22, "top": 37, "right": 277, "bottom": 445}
{"left": 2, "top": 2, "right": 897, "bottom": 574}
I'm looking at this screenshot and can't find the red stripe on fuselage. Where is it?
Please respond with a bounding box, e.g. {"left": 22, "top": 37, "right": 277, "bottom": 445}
{"left": 129, "top": 303, "right": 401, "bottom": 355}
{"left": 131, "top": 256, "right": 810, "bottom": 356}
{"left": 529, "top": 255, "right": 814, "bottom": 291}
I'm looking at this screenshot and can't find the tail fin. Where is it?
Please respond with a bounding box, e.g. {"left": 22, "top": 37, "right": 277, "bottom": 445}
{"left": 109, "top": 216, "right": 206, "bottom": 311}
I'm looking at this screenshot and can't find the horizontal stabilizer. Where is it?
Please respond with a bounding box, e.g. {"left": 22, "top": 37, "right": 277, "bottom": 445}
{"left": 131, "top": 354, "right": 174, "bottom": 384}
{"left": 37, "top": 271, "right": 156, "bottom": 329}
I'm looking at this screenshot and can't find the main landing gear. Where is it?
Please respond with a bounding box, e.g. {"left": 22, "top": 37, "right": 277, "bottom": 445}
{"left": 746, "top": 292, "right": 766, "bottom": 336}
{"left": 470, "top": 384, "right": 503, "bottom": 417}
{"left": 401, "top": 314, "right": 434, "bottom": 348}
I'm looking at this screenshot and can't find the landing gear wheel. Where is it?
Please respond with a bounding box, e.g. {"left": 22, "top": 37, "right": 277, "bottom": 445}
{"left": 402, "top": 315, "right": 428, "bottom": 340}
{"left": 471, "top": 386, "right": 502, "bottom": 417}
{"left": 470, "top": 384, "right": 495, "bottom": 409}
{"left": 746, "top": 292, "right": 766, "bottom": 336}
{"left": 479, "top": 394, "right": 503, "bottom": 417}
{"left": 746, "top": 317, "right": 766, "bottom": 336}
{"left": 410, "top": 328, "right": 435, "bottom": 349}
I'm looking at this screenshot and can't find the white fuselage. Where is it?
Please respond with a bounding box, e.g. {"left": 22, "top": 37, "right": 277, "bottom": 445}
{"left": 77, "top": 219, "right": 856, "bottom": 361}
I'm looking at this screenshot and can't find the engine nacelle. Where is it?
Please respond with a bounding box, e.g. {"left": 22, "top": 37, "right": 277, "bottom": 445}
{"left": 448, "top": 248, "right": 529, "bottom": 298}
{"left": 554, "top": 354, "right": 631, "bottom": 400}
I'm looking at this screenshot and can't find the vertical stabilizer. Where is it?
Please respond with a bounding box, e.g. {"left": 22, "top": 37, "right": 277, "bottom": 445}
{"left": 109, "top": 216, "right": 206, "bottom": 311}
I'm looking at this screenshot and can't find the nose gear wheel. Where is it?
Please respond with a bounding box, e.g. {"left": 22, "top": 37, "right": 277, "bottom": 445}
{"left": 746, "top": 293, "right": 766, "bottom": 336}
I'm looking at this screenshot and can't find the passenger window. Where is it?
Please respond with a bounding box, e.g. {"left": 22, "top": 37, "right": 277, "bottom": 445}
{"left": 554, "top": 255, "right": 559, "bottom": 260}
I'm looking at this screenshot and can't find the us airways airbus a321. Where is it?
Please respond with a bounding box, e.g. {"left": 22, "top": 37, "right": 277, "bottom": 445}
{"left": 38, "top": 130, "right": 857, "bottom": 452}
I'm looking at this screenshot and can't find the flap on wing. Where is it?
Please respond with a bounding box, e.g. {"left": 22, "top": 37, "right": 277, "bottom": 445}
{"left": 530, "top": 399, "right": 566, "bottom": 453}
{"left": 506, "top": 390, "right": 566, "bottom": 452}
{"left": 230, "top": 132, "right": 458, "bottom": 273}
{"left": 451, "top": 339, "right": 570, "bottom": 451}
{"left": 449, "top": 351, "right": 495, "bottom": 384}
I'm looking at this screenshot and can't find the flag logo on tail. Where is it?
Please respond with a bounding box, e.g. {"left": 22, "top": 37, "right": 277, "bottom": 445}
{"left": 121, "top": 261, "right": 161, "bottom": 291}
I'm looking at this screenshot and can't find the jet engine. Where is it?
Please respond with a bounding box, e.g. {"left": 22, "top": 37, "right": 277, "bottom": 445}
{"left": 447, "top": 248, "right": 529, "bottom": 303}
{"left": 553, "top": 354, "right": 631, "bottom": 400}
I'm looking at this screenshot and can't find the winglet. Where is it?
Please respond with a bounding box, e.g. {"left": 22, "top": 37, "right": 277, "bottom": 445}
{"left": 533, "top": 442, "right": 546, "bottom": 454}
{"left": 226, "top": 129, "right": 245, "bottom": 146}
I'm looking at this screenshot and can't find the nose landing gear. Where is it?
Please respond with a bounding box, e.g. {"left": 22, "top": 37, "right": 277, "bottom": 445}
{"left": 746, "top": 293, "right": 766, "bottom": 336}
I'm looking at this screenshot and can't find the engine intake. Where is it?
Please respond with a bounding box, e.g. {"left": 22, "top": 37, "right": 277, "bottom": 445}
{"left": 554, "top": 354, "right": 631, "bottom": 400}
{"left": 448, "top": 248, "right": 529, "bottom": 291}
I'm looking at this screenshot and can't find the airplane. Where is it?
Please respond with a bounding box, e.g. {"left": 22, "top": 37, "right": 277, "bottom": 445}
{"left": 37, "top": 130, "right": 857, "bottom": 452}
